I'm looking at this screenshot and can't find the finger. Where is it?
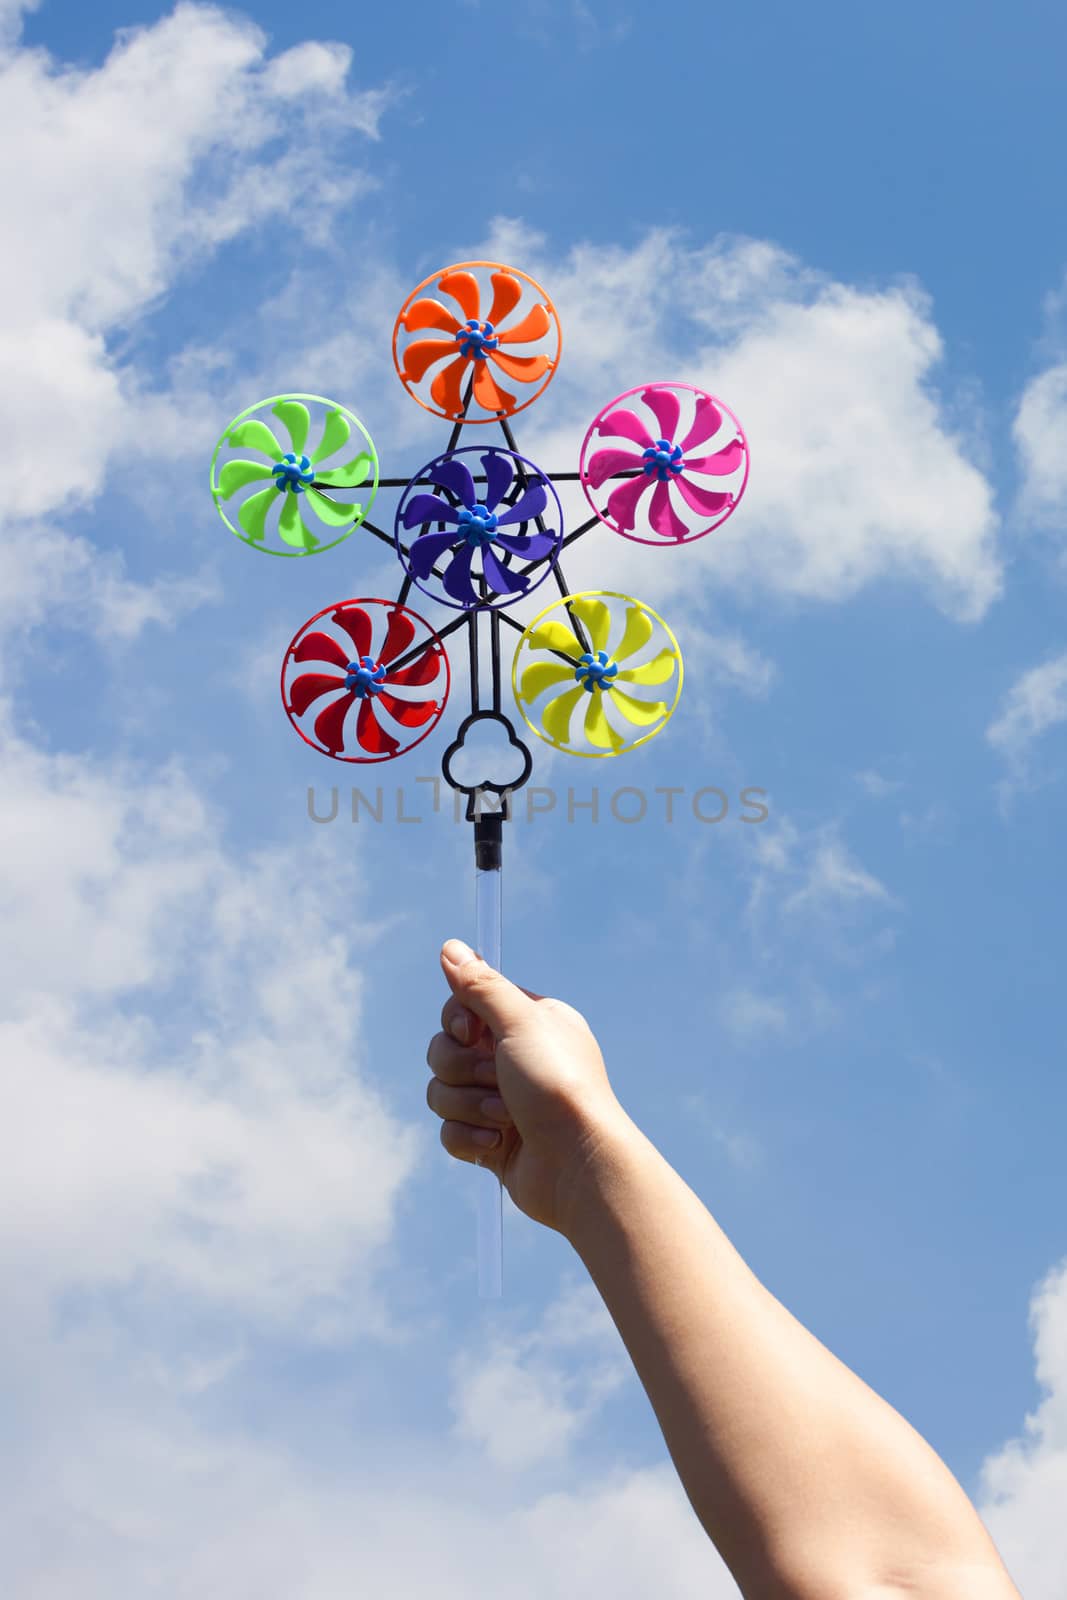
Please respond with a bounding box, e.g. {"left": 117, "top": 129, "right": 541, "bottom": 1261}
{"left": 425, "top": 1031, "right": 500, "bottom": 1088}
{"left": 440, "top": 994, "right": 486, "bottom": 1047}
{"left": 440, "top": 940, "right": 538, "bottom": 1034}
{"left": 426, "top": 1079, "right": 514, "bottom": 1127}
{"left": 439, "top": 1118, "right": 513, "bottom": 1170}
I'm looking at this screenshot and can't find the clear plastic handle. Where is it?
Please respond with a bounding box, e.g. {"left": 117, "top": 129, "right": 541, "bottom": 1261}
{"left": 474, "top": 857, "right": 503, "bottom": 1299}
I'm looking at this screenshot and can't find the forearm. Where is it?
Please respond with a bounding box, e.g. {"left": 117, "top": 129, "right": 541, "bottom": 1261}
{"left": 561, "top": 1113, "right": 1016, "bottom": 1600}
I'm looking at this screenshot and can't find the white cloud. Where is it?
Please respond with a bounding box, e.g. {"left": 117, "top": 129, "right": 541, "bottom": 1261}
{"left": 473, "top": 221, "right": 1001, "bottom": 624}
{"left": 747, "top": 818, "right": 895, "bottom": 925}
{"left": 0, "top": 704, "right": 418, "bottom": 1339}
{"left": 855, "top": 768, "right": 905, "bottom": 797}
{"left": 449, "top": 1279, "right": 629, "bottom": 1469}
{"left": 719, "top": 985, "right": 789, "bottom": 1040}
{"left": 987, "top": 652, "right": 1067, "bottom": 775}
{"left": 0, "top": 2, "right": 393, "bottom": 643}
{"left": 1013, "top": 362, "right": 1067, "bottom": 525}
{"left": 977, "top": 1257, "right": 1067, "bottom": 1600}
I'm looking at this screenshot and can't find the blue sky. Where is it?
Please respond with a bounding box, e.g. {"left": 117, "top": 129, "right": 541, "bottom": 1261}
{"left": 2, "top": 0, "right": 1066, "bottom": 1593}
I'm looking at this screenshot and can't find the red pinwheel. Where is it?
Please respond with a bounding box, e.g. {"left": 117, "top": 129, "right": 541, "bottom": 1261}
{"left": 282, "top": 599, "right": 450, "bottom": 762}
{"left": 393, "top": 261, "right": 561, "bottom": 422}
{"left": 579, "top": 382, "right": 750, "bottom": 545}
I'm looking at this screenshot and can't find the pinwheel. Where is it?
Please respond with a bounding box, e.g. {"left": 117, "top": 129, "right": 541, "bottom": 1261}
{"left": 512, "top": 592, "right": 683, "bottom": 757}
{"left": 396, "top": 446, "right": 563, "bottom": 610}
{"left": 282, "top": 600, "right": 449, "bottom": 761}
{"left": 208, "top": 256, "right": 750, "bottom": 1300}
{"left": 579, "top": 382, "right": 749, "bottom": 545}
{"left": 393, "top": 262, "right": 561, "bottom": 422}
{"left": 211, "top": 394, "right": 378, "bottom": 556}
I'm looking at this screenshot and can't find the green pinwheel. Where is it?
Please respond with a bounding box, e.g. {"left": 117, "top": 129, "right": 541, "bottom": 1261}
{"left": 210, "top": 393, "right": 379, "bottom": 557}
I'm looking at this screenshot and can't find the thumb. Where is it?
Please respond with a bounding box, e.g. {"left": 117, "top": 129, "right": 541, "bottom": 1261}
{"left": 440, "top": 939, "right": 533, "bottom": 1037}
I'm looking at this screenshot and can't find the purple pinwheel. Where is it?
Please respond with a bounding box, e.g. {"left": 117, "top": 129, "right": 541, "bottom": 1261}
{"left": 396, "top": 446, "right": 564, "bottom": 611}
{"left": 579, "top": 383, "right": 750, "bottom": 546}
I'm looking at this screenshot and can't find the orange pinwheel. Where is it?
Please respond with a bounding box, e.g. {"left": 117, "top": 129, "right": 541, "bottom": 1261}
{"left": 392, "top": 261, "right": 561, "bottom": 422}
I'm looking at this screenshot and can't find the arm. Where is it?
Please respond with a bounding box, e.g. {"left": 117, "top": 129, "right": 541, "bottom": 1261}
{"left": 559, "top": 1113, "right": 1021, "bottom": 1600}
{"left": 426, "top": 943, "right": 1021, "bottom": 1600}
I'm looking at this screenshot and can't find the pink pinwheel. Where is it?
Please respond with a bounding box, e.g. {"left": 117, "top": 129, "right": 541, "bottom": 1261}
{"left": 579, "top": 383, "right": 749, "bottom": 546}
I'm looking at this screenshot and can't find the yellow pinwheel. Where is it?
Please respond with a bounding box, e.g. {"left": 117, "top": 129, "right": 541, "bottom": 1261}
{"left": 512, "top": 591, "right": 683, "bottom": 757}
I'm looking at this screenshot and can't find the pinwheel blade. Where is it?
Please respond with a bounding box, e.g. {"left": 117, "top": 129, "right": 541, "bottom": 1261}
{"left": 596, "top": 407, "right": 655, "bottom": 449}
{"left": 614, "top": 647, "right": 677, "bottom": 686}
{"left": 677, "top": 395, "right": 723, "bottom": 454}
{"left": 494, "top": 528, "right": 557, "bottom": 559}
{"left": 613, "top": 604, "right": 654, "bottom": 662}
{"left": 403, "top": 493, "right": 460, "bottom": 530}
{"left": 305, "top": 487, "right": 360, "bottom": 528}
{"left": 490, "top": 351, "right": 552, "bottom": 382}
{"left": 641, "top": 386, "right": 680, "bottom": 443}
{"left": 496, "top": 481, "right": 548, "bottom": 526}
{"left": 438, "top": 269, "right": 481, "bottom": 320}
{"left": 607, "top": 687, "right": 668, "bottom": 726}
{"left": 404, "top": 338, "right": 462, "bottom": 382}
{"left": 683, "top": 439, "right": 746, "bottom": 477}
{"left": 567, "top": 596, "right": 612, "bottom": 654}
{"left": 228, "top": 418, "right": 285, "bottom": 458}
{"left": 377, "top": 691, "right": 439, "bottom": 728}
{"left": 380, "top": 608, "right": 417, "bottom": 665}
{"left": 496, "top": 304, "right": 550, "bottom": 345}
{"left": 482, "top": 450, "right": 514, "bottom": 510}
{"left": 486, "top": 270, "right": 522, "bottom": 327}
{"left": 238, "top": 484, "right": 278, "bottom": 542}
{"left": 290, "top": 672, "right": 346, "bottom": 716}
{"left": 519, "top": 661, "right": 576, "bottom": 700}
{"left": 292, "top": 631, "right": 350, "bottom": 669}
{"left": 541, "top": 683, "right": 586, "bottom": 745}
{"left": 217, "top": 458, "right": 274, "bottom": 498}
{"left": 273, "top": 399, "right": 310, "bottom": 458}
{"left": 585, "top": 447, "right": 643, "bottom": 490}
{"left": 429, "top": 456, "right": 477, "bottom": 506}
{"left": 649, "top": 479, "right": 688, "bottom": 540}
{"left": 482, "top": 547, "right": 529, "bottom": 596}
{"left": 315, "top": 690, "right": 356, "bottom": 753}
{"left": 356, "top": 697, "right": 399, "bottom": 756}
{"left": 390, "top": 648, "right": 441, "bottom": 688}
{"left": 442, "top": 544, "right": 478, "bottom": 605}
{"left": 278, "top": 492, "right": 317, "bottom": 549}
{"left": 333, "top": 606, "right": 372, "bottom": 659}
{"left": 409, "top": 528, "right": 460, "bottom": 578}
{"left": 606, "top": 474, "right": 653, "bottom": 531}
{"left": 315, "top": 452, "right": 372, "bottom": 488}
{"left": 585, "top": 691, "right": 625, "bottom": 752}
{"left": 429, "top": 353, "right": 472, "bottom": 416}
{"left": 310, "top": 408, "right": 352, "bottom": 466}
{"left": 528, "top": 619, "right": 583, "bottom": 658}
{"left": 473, "top": 364, "right": 514, "bottom": 414}
{"left": 402, "top": 297, "right": 461, "bottom": 334}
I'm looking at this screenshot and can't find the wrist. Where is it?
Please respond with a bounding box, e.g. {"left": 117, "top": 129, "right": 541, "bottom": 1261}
{"left": 555, "top": 1104, "right": 647, "bottom": 1245}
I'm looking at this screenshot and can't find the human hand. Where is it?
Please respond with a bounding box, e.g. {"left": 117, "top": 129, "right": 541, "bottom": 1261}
{"left": 425, "top": 939, "right": 632, "bottom": 1236}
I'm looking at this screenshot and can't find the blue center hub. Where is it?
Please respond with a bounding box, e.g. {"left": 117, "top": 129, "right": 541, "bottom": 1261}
{"left": 575, "top": 649, "right": 619, "bottom": 692}
{"left": 641, "top": 439, "right": 684, "bottom": 482}
{"left": 457, "top": 503, "right": 500, "bottom": 546}
{"left": 272, "top": 452, "right": 315, "bottom": 493}
{"left": 457, "top": 319, "right": 500, "bottom": 360}
{"left": 344, "top": 655, "right": 386, "bottom": 697}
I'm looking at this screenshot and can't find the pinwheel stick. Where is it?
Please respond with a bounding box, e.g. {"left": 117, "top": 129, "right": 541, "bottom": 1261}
{"left": 473, "top": 811, "right": 504, "bottom": 1299}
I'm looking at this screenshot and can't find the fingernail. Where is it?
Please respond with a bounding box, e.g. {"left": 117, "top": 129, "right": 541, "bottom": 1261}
{"left": 442, "top": 939, "right": 475, "bottom": 968}
{"left": 471, "top": 1127, "right": 500, "bottom": 1147}
{"left": 450, "top": 1009, "right": 472, "bottom": 1043}
{"left": 480, "top": 1095, "right": 511, "bottom": 1123}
